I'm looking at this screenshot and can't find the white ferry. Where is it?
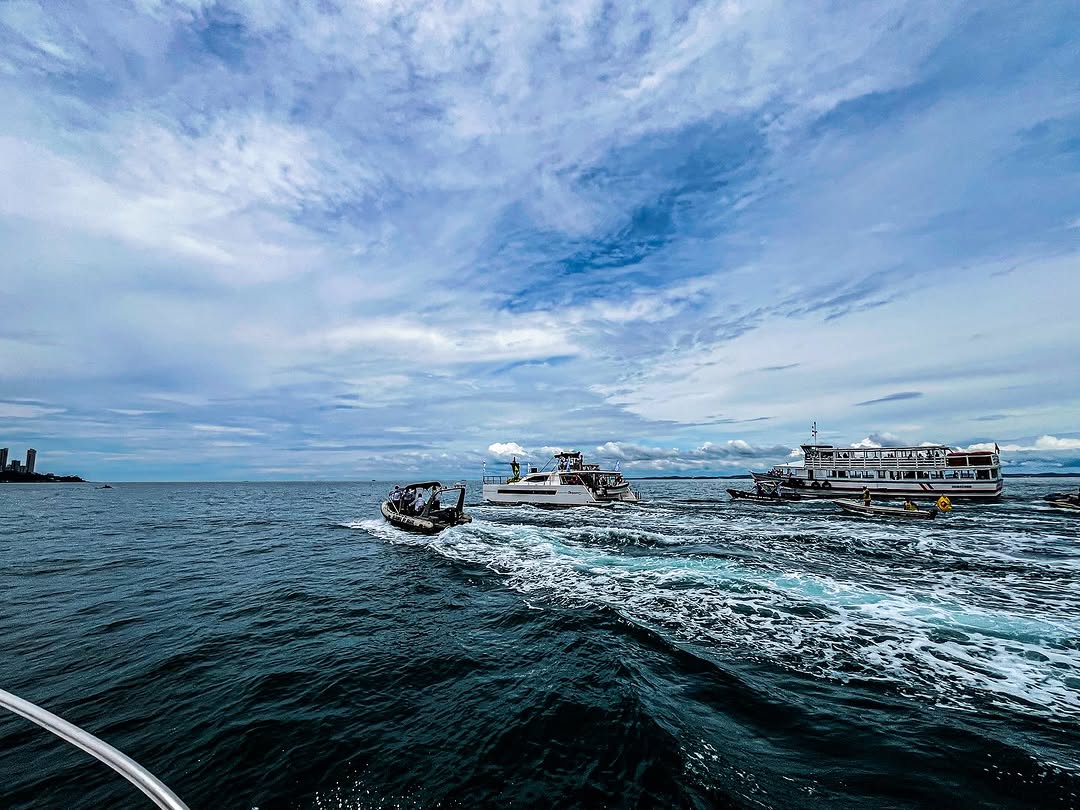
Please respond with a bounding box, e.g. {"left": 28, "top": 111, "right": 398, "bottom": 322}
{"left": 483, "top": 450, "right": 640, "bottom": 507}
{"left": 752, "top": 441, "right": 1003, "bottom": 500}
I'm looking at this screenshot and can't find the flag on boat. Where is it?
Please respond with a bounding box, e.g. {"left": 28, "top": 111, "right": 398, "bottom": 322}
{"left": 994, "top": 442, "right": 1000, "bottom": 453}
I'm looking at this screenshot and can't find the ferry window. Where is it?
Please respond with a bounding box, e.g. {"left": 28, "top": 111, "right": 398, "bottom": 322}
{"left": 836, "top": 471, "right": 847, "bottom": 478}
{"left": 977, "top": 470, "right": 990, "bottom": 480}
{"left": 917, "top": 471, "right": 928, "bottom": 479}
{"left": 947, "top": 456, "right": 966, "bottom": 467}
{"left": 903, "top": 471, "right": 916, "bottom": 479}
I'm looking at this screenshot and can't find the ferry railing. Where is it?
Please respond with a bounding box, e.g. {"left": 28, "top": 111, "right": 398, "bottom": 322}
{"left": 0, "top": 687, "right": 189, "bottom": 810}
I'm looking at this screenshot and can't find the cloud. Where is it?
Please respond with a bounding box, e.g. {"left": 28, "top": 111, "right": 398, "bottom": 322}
{"left": 0, "top": 401, "right": 65, "bottom": 418}
{"left": 961, "top": 435, "right": 1080, "bottom": 453}
{"left": 851, "top": 432, "right": 910, "bottom": 448}
{"left": 595, "top": 439, "right": 794, "bottom": 470}
{"left": 191, "top": 424, "right": 266, "bottom": 436}
{"left": 487, "top": 442, "right": 530, "bottom": 460}
{"left": 854, "top": 391, "right": 924, "bottom": 407}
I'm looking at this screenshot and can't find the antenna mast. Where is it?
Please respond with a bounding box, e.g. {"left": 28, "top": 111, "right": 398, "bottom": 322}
{"left": 811, "top": 421, "right": 818, "bottom": 443}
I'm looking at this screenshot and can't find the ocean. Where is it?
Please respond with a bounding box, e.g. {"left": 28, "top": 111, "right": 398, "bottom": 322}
{"left": 1, "top": 479, "right": 1078, "bottom": 809}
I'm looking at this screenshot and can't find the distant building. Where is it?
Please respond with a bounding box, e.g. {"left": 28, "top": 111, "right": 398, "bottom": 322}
{"left": 26, "top": 448, "right": 36, "bottom": 474}
{"left": 0, "top": 447, "right": 7, "bottom": 471}
{"left": 9, "top": 460, "right": 21, "bottom": 473}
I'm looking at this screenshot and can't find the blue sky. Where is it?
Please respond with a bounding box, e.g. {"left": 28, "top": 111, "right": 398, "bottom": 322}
{"left": 1, "top": 0, "right": 1077, "bottom": 481}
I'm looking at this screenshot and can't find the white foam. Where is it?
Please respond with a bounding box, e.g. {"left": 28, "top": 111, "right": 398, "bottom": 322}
{"left": 357, "top": 502, "right": 1080, "bottom": 732}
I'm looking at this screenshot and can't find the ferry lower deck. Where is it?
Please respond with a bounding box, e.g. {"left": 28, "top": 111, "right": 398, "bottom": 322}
{"left": 750, "top": 471, "right": 1003, "bottom": 499}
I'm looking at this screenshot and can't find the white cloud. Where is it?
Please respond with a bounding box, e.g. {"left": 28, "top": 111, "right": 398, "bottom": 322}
{"left": 0, "top": 401, "right": 65, "bottom": 418}
{"left": 962, "top": 436, "right": 1080, "bottom": 453}
{"left": 488, "top": 442, "right": 529, "bottom": 460}
{"left": 191, "top": 424, "right": 266, "bottom": 436}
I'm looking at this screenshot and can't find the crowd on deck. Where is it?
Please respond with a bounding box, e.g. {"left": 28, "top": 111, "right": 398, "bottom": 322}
{"left": 388, "top": 485, "right": 439, "bottom": 516}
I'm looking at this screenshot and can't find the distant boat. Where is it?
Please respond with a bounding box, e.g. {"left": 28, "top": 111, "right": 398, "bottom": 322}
{"left": 833, "top": 498, "right": 937, "bottom": 520}
{"left": 483, "top": 450, "right": 639, "bottom": 507}
{"left": 98, "top": 484, "right": 113, "bottom": 489}
{"left": 381, "top": 481, "right": 472, "bottom": 534}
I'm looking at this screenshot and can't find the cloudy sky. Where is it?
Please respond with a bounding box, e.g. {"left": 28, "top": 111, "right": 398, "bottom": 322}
{"left": 1, "top": 0, "right": 1077, "bottom": 480}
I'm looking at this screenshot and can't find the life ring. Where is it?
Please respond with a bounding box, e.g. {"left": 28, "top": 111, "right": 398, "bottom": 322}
{"left": 821, "top": 481, "right": 832, "bottom": 489}
{"left": 936, "top": 495, "right": 952, "bottom": 512}
{"left": 811, "top": 481, "right": 821, "bottom": 489}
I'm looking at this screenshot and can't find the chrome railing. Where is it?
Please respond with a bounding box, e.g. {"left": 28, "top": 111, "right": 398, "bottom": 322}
{"left": 0, "top": 688, "right": 189, "bottom": 810}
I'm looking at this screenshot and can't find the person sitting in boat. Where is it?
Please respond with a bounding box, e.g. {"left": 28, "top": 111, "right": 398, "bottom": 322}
{"left": 903, "top": 497, "right": 917, "bottom": 511}
{"left": 862, "top": 487, "right": 872, "bottom": 506}
{"left": 755, "top": 481, "right": 767, "bottom": 496}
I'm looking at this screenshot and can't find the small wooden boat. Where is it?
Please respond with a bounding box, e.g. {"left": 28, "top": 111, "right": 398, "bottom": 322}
{"left": 381, "top": 481, "right": 472, "bottom": 534}
{"left": 1046, "top": 499, "right": 1080, "bottom": 512}
{"left": 727, "top": 488, "right": 802, "bottom": 503}
{"left": 833, "top": 498, "right": 937, "bottom": 520}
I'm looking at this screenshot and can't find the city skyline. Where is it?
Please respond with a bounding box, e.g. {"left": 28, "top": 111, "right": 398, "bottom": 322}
{"left": 0, "top": 446, "right": 37, "bottom": 475}
{"left": 1, "top": 1, "right": 1078, "bottom": 481}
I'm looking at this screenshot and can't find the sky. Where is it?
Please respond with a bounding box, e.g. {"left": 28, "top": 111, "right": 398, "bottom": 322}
{"left": 0, "top": 0, "right": 1078, "bottom": 481}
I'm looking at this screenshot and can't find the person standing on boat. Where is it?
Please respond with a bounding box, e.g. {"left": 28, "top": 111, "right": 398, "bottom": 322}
{"left": 510, "top": 456, "right": 520, "bottom": 482}
{"left": 903, "top": 497, "right": 917, "bottom": 511}
{"left": 413, "top": 489, "right": 426, "bottom": 516}
{"left": 862, "top": 486, "right": 872, "bottom": 506}
{"left": 390, "top": 485, "right": 403, "bottom": 509}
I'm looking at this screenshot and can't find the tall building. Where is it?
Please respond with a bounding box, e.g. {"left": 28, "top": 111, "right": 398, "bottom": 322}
{"left": 0, "top": 447, "right": 7, "bottom": 471}
{"left": 26, "top": 448, "right": 36, "bottom": 474}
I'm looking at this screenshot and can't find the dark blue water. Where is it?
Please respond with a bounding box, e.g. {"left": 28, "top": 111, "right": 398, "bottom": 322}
{"left": 1, "top": 479, "right": 1078, "bottom": 809}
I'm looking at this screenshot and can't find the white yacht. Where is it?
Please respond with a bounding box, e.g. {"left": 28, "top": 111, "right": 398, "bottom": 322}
{"left": 483, "top": 451, "right": 640, "bottom": 507}
{"left": 752, "top": 440, "right": 1003, "bottom": 500}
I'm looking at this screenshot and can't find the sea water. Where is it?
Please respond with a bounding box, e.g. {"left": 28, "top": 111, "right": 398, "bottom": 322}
{"left": 1, "top": 479, "right": 1078, "bottom": 808}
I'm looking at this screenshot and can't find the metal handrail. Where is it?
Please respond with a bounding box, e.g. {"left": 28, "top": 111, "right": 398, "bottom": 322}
{"left": 0, "top": 688, "right": 189, "bottom": 810}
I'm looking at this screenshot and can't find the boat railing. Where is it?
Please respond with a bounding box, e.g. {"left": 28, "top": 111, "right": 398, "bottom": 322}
{"left": 0, "top": 687, "right": 189, "bottom": 809}
{"left": 802, "top": 456, "right": 997, "bottom": 470}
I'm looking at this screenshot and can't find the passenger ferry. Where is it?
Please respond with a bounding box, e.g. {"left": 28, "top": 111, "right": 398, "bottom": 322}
{"left": 752, "top": 440, "right": 1003, "bottom": 500}
{"left": 483, "top": 450, "right": 640, "bottom": 506}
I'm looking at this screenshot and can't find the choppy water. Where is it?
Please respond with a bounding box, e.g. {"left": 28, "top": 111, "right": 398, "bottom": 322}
{"left": 1, "top": 479, "right": 1078, "bottom": 808}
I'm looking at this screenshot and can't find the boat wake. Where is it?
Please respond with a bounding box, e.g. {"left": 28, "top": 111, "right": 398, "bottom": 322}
{"left": 360, "top": 504, "right": 1080, "bottom": 739}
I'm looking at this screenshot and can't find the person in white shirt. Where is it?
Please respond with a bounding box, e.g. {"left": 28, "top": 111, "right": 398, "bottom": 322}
{"left": 413, "top": 490, "right": 426, "bottom": 515}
